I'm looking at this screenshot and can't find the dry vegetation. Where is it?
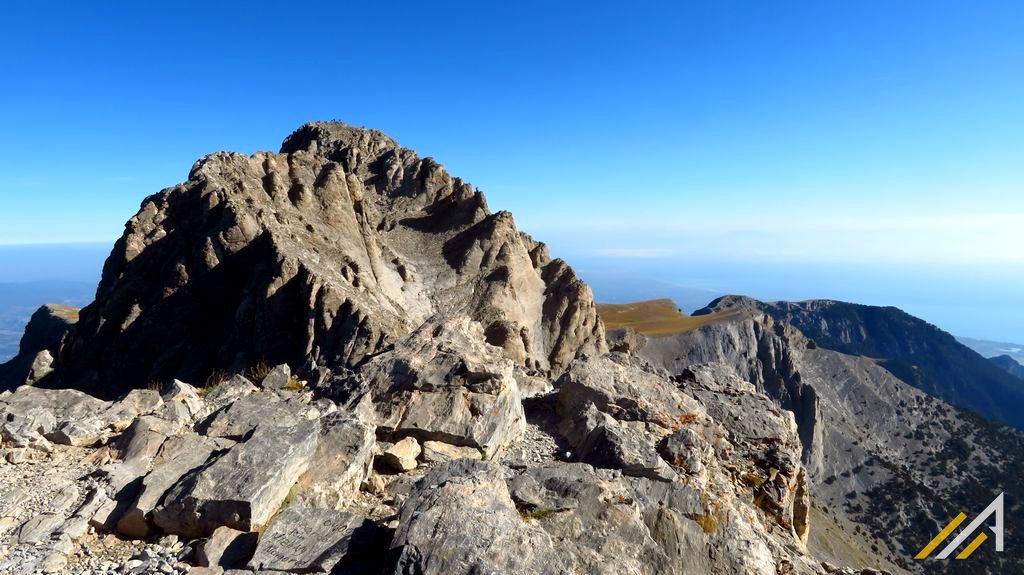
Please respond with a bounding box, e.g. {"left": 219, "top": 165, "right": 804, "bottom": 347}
{"left": 597, "top": 299, "right": 739, "bottom": 336}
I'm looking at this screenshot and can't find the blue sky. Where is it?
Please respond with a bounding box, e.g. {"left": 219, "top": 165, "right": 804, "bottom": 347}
{"left": 1, "top": 2, "right": 1023, "bottom": 341}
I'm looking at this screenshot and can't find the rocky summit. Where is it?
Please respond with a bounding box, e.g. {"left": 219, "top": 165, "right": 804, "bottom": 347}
{"left": 49, "top": 122, "right": 606, "bottom": 398}
{"left": 0, "top": 123, "right": 947, "bottom": 575}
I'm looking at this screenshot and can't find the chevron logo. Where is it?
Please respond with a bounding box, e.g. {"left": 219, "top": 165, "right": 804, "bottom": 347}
{"left": 915, "top": 493, "right": 1004, "bottom": 560}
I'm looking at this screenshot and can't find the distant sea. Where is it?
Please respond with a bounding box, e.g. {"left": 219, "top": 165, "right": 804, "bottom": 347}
{"left": 1, "top": 243, "right": 1022, "bottom": 364}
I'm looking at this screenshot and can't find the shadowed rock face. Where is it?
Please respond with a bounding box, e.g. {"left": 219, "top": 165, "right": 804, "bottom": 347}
{"left": 54, "top": 122, "right": 605, "bottom": 398}
{"left": 0, "top": 304, "right": 78, "bottom": 391}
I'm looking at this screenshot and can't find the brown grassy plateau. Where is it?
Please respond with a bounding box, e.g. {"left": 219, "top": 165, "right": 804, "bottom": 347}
{"left": 597, "top": 298, "right": 738, "bottom": 336}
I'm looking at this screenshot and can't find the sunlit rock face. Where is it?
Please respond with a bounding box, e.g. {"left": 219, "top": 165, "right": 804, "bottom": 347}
{"left": 56, "top": 122, "right": 606, "bottom": 397}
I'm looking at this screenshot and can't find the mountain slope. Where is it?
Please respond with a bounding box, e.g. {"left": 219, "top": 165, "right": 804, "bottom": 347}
{"left": 610, "top": 297, "right": 1024, "bottom": 574}
{"left": 705, "top": 297, "right": 1024, "bottom": 430}
{"left": 990, "top": 355, "right": 1024, "bottom": 379}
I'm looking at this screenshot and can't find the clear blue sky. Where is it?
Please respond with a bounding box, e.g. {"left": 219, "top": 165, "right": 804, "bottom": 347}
{"left": 1, "top": 0, "right": 1021, "bottom": 255}
{"left": 1, "top": 0, "right": 1023, "bottom": 321}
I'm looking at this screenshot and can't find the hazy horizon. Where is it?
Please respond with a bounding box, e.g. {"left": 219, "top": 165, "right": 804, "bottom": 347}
{"left": 1, "top": 241, "right": 1021, "bottom": 354}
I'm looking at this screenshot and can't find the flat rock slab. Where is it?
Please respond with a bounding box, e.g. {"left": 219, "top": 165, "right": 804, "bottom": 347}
{"left": 198, "top": 392, "right": 316, "bottom": 440}
{"left": 248, "top": 506, "right": 380, "bottom": 573}
{"left": 420, "top": 440, "right": 482, "bottom": 464}
{"left": 154, "top": 420, "right": 319, "bottom": 537}
{"left": 293, "top": 413, "right": 375, "bottom": 509}
{"left": 117, "top": 432, "right": 227, "bottom": 538}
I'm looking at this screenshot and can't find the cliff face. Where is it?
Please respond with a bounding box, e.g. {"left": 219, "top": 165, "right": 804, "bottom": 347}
{"left": 759, "top": 299, "right": 1024, "bottom": 430}
{"left": 55, "top": 123, "right": 606, "bottom": 398}
{"left": 620, "top": 296, "right": 1024, "bottom": 574}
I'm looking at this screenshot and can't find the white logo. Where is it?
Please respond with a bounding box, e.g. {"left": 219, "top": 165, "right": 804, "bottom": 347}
{"left": 916, "top": 492, "right": 1004, "bottom": 560}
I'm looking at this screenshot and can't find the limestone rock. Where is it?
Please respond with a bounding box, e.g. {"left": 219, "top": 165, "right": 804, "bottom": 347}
{"left": 198, "top": 391, "right": 316, "bottom": 439}
{"left": 196, "top": 526, "right": 257, "bottom": 569}
{"left": 292, "top": 413, "right": 375, "bottom": 509}
{"left": 53, "top": 122, "right": 605, "bottom": 399}
{"left": 0, "top": 304, "right": 78, "bottom": 391}
{"left": 379, "top": 437, "right": 420, "bottom": 472}
{"left": 248, "top": 506, "right": 386, "bottom": 573}
{"left": 259, "top": 364, "right": 291, "bottom": 390}
{"left": 117, "top": 432, "right": 227, "bottom": 538}
{"left": 49, "top": 418, "right": 106, "bottom": 446}
{"left": 154, "top": 419, "right": 320, "bottom": 536}
{"left": 387, "top": 460, "right": 567, "bottom": 575}
{"left": 353, "top": 316, "right": 526, "bottom": 458}
{"left": 420, "top": 440, "right": 482, "bottom": 464}
{"left": 555, "top": 354, "right": 703, "bottom": 480}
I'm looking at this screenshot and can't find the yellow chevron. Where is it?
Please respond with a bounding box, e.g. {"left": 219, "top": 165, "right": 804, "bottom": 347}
{"left": 956, "top": 532, "right": 988, "bottom": 560}
{"left": 915, "top": 512, "right": 968, "bottom": 560}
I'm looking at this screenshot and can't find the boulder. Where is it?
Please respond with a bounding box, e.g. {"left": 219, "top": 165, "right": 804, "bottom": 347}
{"left": 0, "top": 304, "right": 77, "bottom": 391}
{"left": 248, "top": 506, "right": 386, "bottom": 573}
{"left": 162, "top": 379, "right": 205, "bottom": 418}
{"left": 117, "top": 432, "right": 228, "bottom": 538}
{"left": 259, "top": 364, "right": 291, "bottom": 390}
{"left": 197, "top": 375, "right": 258, "bottom": 418}
{"left": 292, "top": 413, "right": 375, "bottom": 509}
{"left": 354, "top": 317, "right": 526, "bottom": 458}
{"left": 420, "top": 440, "right": 482, "bottom": 464}
{"left": 1, "top": 411, "right": 55, "bottom": 451}
{"left": 196, "top": 526, "right": 258, "bottom": 568}
{"left": 387, "top": 460, "right": 567, "bottom": 575}
{"left": 49, "top": 418, "right": 106, "bottom": 447}
{"left": 198, "top": 391, "right": 317, "bottom": 439}
{"left": 555, "top": 354, "right": 704, "bottom": 480}
{"left": 380, "top": 436, "right": 421, "bottom": 472}
{"left": 566, "top": 404, "right": 677, "bottom": 482}
{"left": 154, "top": 419, "right": 320, "bottom": 537}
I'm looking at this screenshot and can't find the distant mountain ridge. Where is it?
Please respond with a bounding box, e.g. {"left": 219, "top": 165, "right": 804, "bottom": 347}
{"left": 959, "top": 336, "right": 1024, "bottom": 364}
{"left": 991, "top": 354, "right": 1024, "bottom": 380}
{"left": 709, "top": 297, "right": 1024, "bottom": 430}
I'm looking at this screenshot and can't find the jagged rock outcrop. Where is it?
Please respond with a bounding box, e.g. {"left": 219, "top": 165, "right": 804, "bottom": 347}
{"left": 0, "top": 304, "right": 79, "bottom": 391}
{"left": 54, "top": 122, "right": 605, "bottom": 398}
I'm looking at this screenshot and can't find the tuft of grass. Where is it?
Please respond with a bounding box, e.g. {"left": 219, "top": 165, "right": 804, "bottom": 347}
{"left": 199, "top": 369, "right": 229, "bottom": 397}
{"left": 520, "top": 508, "right": 556, "bottom": 522}
{"left": 283, "top": 376, "right": 305, "bottom": 391}
{"left": 695, "top": 513, "right": 718, "bottom": 533}
{"left": 146, "top": 380, "right": 163, "bottom": 393}
{"left": 281, "top": 485, "right": 297, "bottom": 510}
{"left": 247, "top": 360, "right": 273, "bottom": 383}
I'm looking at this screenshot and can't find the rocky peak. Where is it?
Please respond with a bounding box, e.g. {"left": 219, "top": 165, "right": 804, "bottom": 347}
{"left": 54, "top": 122, "right": 606, "bottom": 398}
